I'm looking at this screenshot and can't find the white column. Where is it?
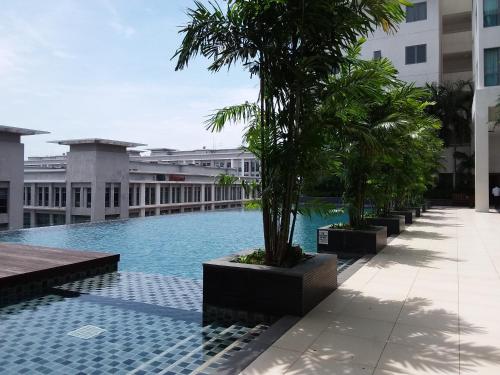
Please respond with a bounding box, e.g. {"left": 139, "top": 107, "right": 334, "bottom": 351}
{"left": 155, "top": 183, "right": 161, "bottom": 215}
{"left": 200, "top": 183, "right": 206, "bottom": 211}
{"left": 48, "top": 185, "right": 53, "bottom": 207}
{"left": 240, "top": 158, "right": 245, "bottom": 177}
{"left": 474, "top": 94, "right": 490, "bottom": 212}
{"left": 139, "top": 183, "right": 146, "bottom": 217}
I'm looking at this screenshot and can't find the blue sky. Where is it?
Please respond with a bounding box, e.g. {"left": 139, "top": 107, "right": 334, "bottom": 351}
{"left": 0, "top": 0, "right": 257, "bottom": 156}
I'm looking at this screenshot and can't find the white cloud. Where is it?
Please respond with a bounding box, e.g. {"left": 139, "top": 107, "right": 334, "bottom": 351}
{"left": 102, "top": 0, "right": 136, "bottom": 37}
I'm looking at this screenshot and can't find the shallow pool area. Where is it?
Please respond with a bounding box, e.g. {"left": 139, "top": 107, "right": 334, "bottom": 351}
{"left": 0, "top": 209, "right": 348, "bottom": 279}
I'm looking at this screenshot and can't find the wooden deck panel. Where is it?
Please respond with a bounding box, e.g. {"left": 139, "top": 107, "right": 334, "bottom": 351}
{"left": 0, "top": 242, "right": 120, "bottom": 288}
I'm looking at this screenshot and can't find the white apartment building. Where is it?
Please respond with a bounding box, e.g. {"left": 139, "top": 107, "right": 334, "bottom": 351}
{"left": 361, "top": 0, "right": 500, "bottom": 211}
{"left": 22, "top": 140, "right": 259, "bottom": 228}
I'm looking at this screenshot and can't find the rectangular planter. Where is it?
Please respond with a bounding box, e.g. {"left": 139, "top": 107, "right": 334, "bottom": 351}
{"left": 203, "top": 252, "right": 338, "bottom": 317}
{"left": 409, "top": 207, "right": 421, "bottom": 217}
{"left": 365, "top": 216, "right": 405, "bottom": 236}
{"left": 391, "top": 210, "right": 414, "bottom": 224}
{"left": 317, "top": 225, "right": 387, "bottom": 257}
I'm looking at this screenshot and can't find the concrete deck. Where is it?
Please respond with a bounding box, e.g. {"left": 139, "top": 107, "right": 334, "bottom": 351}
{"left": 240, "top": 208, "right": 500, "bottom": 374}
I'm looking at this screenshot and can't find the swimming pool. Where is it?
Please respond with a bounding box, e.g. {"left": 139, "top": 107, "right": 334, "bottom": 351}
{"left": 0, "top": 209, "right": 348, "bottom": 279}
{"left": 0, "top": 210, "right": 351, "bottom": 374}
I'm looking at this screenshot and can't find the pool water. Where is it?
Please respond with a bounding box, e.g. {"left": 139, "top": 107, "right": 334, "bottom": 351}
{"left": 0, "top": 209, "right": 348, "bottom": 279}
{"left": 0, "top": 210, "right": 351, "bottom": 374}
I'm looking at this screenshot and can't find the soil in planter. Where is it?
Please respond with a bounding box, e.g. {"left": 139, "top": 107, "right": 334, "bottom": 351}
{"left": 233, "top": 246, "right": 313, "bottom": 268}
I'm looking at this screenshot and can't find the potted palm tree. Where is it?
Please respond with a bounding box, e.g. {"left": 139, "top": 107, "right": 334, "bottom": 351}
{"left": 317, "top": 47, "right": 442, "bottom": 255}
{"left": 174, "top": 0, "right": 406, "bottom": 316}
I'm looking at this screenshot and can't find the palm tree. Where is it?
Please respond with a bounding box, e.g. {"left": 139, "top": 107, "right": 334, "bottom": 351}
{"left": 319, "top": 43, "right": 442, "bottom": 227}
{"left": 174, "top": 0, "right": 406, "bottom": 266}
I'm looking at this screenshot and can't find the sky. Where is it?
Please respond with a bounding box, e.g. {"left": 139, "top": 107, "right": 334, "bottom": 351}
{"left": 0, "top": 0, "right": 258, "bottom": 156}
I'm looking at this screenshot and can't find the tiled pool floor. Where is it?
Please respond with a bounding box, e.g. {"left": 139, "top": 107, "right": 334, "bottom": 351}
{"left": 0, "top": 272, "right": 269, "bottom": 375}
{"left": 1, "top": 258, "right": 356, "bottom": 374}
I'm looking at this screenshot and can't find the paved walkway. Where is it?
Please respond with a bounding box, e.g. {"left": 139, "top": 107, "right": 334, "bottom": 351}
{"left": 240, "top": 208, "right": 500, "bottom": 374}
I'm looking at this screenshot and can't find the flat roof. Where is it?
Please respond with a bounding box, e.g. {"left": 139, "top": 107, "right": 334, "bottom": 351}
{"left": 49, "top": 138, "right": 146, "bottom": 148}
{"left": 0, "top": 125, "right": 49, "bottom": 136}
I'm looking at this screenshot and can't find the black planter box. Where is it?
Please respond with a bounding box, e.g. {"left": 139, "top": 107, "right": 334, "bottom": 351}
{"left": 391, "top": 210, "right": 414, "bottom": 224}
{"left": 317, "top": 225, "right": 387, "bottom": 257}
{"left": 409, "top": 207, "right": 421, "bottom": 217}
{"left": 365, "top": 216, "right": 405, "bottom": 236}
{"left": 203, "top": 252, "right": 338, "bottom": 317}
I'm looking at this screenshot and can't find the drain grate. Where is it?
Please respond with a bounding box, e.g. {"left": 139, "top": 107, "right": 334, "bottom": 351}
{"left": 67, "top": 325, "right": 106, "bottom": 339}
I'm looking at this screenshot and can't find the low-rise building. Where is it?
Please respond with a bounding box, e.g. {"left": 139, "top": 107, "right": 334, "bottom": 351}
{"left": 23, "top": 140, "right": 259, "bottom": 228}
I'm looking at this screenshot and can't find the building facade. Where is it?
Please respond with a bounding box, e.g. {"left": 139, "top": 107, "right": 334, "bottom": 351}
{"left": 0, "top": 126, "right": 48, "bottom": 230}
{"left": 22, "top": 140, "right": 260, "bottom": 228}
{"left": 361, "top": 0, "right": 500, "bottom": 211}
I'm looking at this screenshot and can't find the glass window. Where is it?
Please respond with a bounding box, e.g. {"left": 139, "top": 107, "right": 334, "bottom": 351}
{"left": 129, "top": 187, "right": 134, "bottom": 206}
{"left": 43, "top": 187, "right": 49, "bottom": 207}
{"left": 24, "top": 186, "right": 31, "bottom": 206}
{"left": 405, "top": 44, "right": 427, "bottom": 64}
{"left": 406, "top": 2, "right": 427, "bottom": 22}
{"left": 61, "top": 187, "right": 66, "bottom": 207}
{"left": 0, "top": 187, "right": 8, "bottom": 213}
{"left": 373, "top": 50, "right": 382, "bottom": 60}
{"left": 105, "top": 186, "right": 111, "bottom": 208}
{"left": 485, "top": 48, "right": 500, "bottom": 86}
{"left": 484, "top": 0, "right": 500, "bottom": 27}
{"left": 113, "top": 186, "right": 120, "bottom": 207}
{"left": 86, "top": 187, "right": 92, "bottom": 208}
{"left": 54, "top": 188, "right": 60, "bottom": 207}
{"left": 73, "top": 188, "right": 81, "bottom": 208}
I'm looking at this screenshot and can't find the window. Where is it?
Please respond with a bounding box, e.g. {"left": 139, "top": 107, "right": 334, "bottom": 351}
{"left": 406, "top": 2, "right": 427, "bottom": 22}
{"left": 24, "top": 186, "right": 31, "bottom": 206}
{"left": 86, "top": 187, "right": 92, "bottom": 208}
{"left": 405, "top": 44, "right": 427, "bottom": 64}
{"left": 105, "top": 186, "right": 111, "bottom": 208}
{"left": 373, "top": 50, "right": 382, "bottom": 60}
{"left": 194, "top": 186, "right": 201, "bottom": 202}
{"left": 113, "top": 186, "right": 120, "bottom": 207}
{"left": 184, "top": 186, "right": 193, "bottom": 202}
{"left": 129, "top": 187, "right": 134, "bottom": 206}
{"left": 160, "top": 186, "right": 170, "bottom": 204}
{"left": 54, "top": 187, "right": 60, "bottom": 207}
{"left": 53, "top": 186, "right": 66, "bottom": 207}
{"left": 73, "top": 188, "right": 81, "bottom": 208}
{"left": 484, "top": 0, "right": 500, "bottom": 27}
{"left": 0, "top": 186, "right": 8, "bottom": 214}
{"left": 485, "top": 47, "right": 500, "bottom": 86}
{"left": 61, "top": 188, "right": 66, "bottom": 207}
{"left": 37, "top": 186, "right": 49, "bottom": 206}
{"left": 204, "top": 185, "right": 212, "bottom": 202}
{"left": 44, "top": 187, "right": 49, "bottom": 207}
{"left": 145, "top": 186, "right": 156, "bottom": 205}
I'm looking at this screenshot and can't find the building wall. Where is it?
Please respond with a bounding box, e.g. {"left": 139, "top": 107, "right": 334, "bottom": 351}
{"left": 0, "top": 134, "right": 24, "bottom": 229}
{"left": 65, "top": 144, "right": 130, "bottom": 223}
{"left": 473, "top": 0, "right": 500, "bottom": 210}
{"left": 360, "top": 0, "right": 441, "bottom": 86}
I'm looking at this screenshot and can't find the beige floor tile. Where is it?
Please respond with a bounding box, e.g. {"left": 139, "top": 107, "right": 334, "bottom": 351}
{"left": 285, "top": 353, "right": 375, "bottom": 375}
{"left": 397, "top": 299, "right": 458, "bottom": 330}
{"left": 309, "top": 333, "right": 386, "bottom": 367}
{"left": 240, "top": 346, "right": 301, "bottom": 375}
{"left": 273, "top": 315, "right": 329, "bottom": 353}
{"left": 342, "top": 296, "right": 404, "bottom": 323}
{"left": 377, "top": 343, "right": 459, "bottom": 375}
{"left": 389, "top": 323, "right": 458, "bottom": 348}
{"left": 325, "top": 315, "right": 395, "bottom": 342}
